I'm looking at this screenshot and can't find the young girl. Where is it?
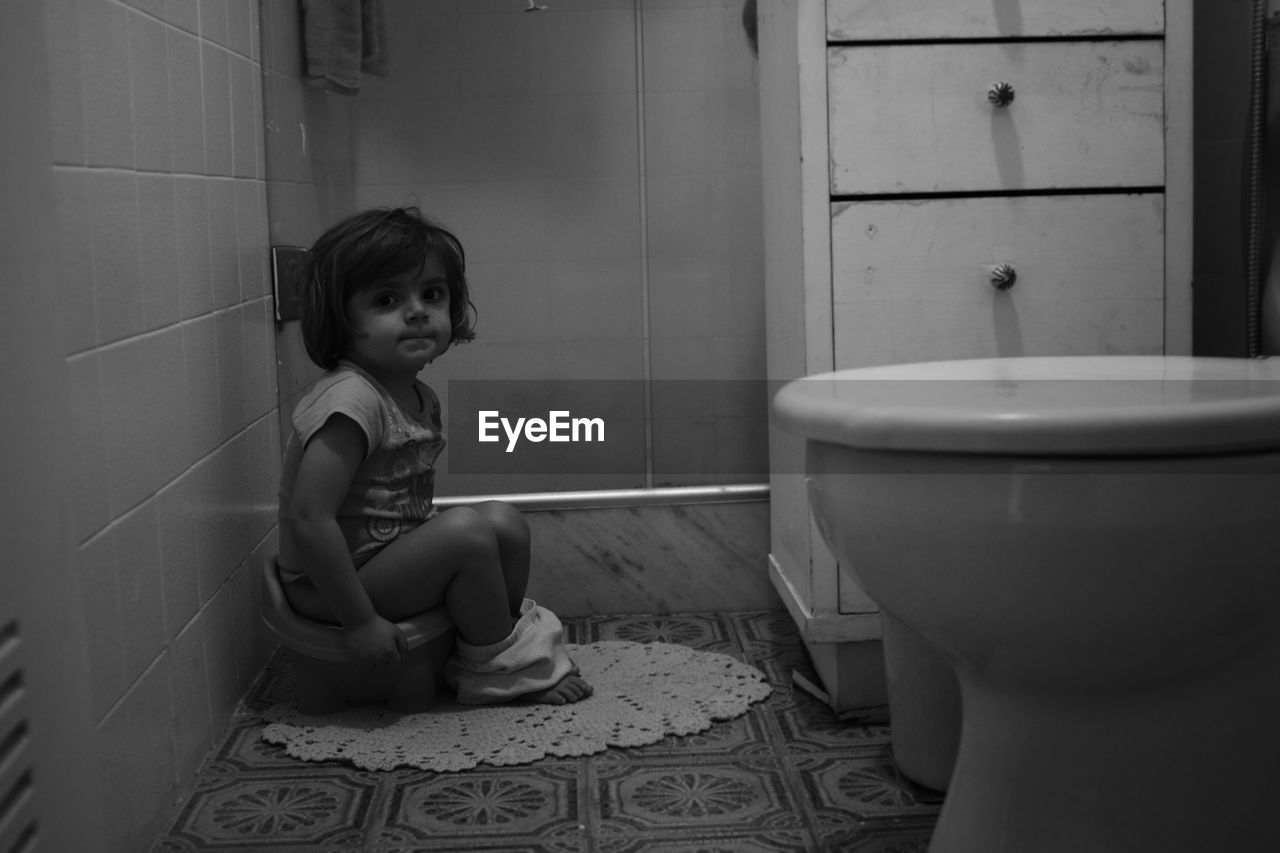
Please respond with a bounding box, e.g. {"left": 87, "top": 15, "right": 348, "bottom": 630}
{"left": 277, "top": 206, "right": 592, "bottom": 706}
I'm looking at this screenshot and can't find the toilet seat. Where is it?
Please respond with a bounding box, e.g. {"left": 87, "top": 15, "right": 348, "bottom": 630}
{"left": 773, "top": 355, "right": 1280, "bottom": 456}
{"left": 775, "top": 354, "right": 1280, "bottom": 850}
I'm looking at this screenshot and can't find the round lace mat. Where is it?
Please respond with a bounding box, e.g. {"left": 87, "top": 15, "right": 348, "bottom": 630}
{"left": 261, "top": 641, "right": 772, "bottom": 772}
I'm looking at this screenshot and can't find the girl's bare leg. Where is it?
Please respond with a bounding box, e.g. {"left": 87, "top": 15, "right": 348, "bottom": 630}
{"left": 285, "top": 505, "right": 513, "bottom": 646}
{"left": 470, "top": 501, "right": 531, "bottom": 617}
{"left": 284, "top": 505, "right": 591, "bottom": 704}
{"left": 466, "top": 502, "right": 591, "bottom": 703}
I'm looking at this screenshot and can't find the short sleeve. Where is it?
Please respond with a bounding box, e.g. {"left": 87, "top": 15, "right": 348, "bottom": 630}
{"left": 290, "top": 372, "right": 386, "bottom": 460}
{"left": 417, "top": 380, "right": 443, "bottom": 431}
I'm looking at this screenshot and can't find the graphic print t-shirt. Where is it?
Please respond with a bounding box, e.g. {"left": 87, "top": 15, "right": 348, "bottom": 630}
{"left": 277, "top": 361, "right": 445, "bottom": 582}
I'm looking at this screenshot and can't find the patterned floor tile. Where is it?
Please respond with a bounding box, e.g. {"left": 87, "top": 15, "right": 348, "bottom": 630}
{"left": 152, "top": 838, "right": 363, "bottom": 853}
{"left": 213, "top": 720, "right": 311, "bottom": 771}
{"left": 582, "top": 613, "right": 740, "bottom": 653}
{"left": 821, "top": 823, "right": 936, "bottom": 853}
{"left": 732, "top": 612, "right": 805, "bottom": 661}
{"left": 594, "top": 758, "right": 803, "bottom": 834}
{"left": 793, "top": 754, "right": 944, "bottom": 822}
{"left": 163, "top": 771, "right": 379, "bottom": 849}
{"left": 732, "top": 610, "right": 804, "bottom": 646}
{"left": 593, "top": 828, "right": 818, "bottom": 853}
{"left": 240, "top": 655, "right": 295, "bottom": 712}
{"left": 150, "top": 610, "right": 942, "bottom": 852}
{"left": 374, "top": 763, "right": 582, "bottom": 844}
{"left": 729, "top": 613, "right": 836, "bottom": 712}
{"left": 363, "top": 837, "right": 586, "bottom": 853}
{"left": 775, "top": 697, "right": 895, "bottom": 755}
{"left": 803, "top": 800, "right": 864, "bottom": 845}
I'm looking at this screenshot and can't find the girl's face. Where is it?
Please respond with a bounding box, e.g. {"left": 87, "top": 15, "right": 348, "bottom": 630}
{"left": 343, "top": 255, "right": 452, "bottom": 380}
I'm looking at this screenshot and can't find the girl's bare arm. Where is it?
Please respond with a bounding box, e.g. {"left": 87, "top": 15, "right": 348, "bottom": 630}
{"left": 283, "top": 414, "right": 406, "bottom": 665}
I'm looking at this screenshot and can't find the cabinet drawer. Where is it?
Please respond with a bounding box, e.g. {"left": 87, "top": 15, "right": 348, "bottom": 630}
{"left": 827, "top": 0, "right": 1163, "bottom": 41}
{"left": 828, "top": 41, "right": 1164, "bottom": 195}
{"left": 829, "top": 194, "right": 1164, "bottom": 369}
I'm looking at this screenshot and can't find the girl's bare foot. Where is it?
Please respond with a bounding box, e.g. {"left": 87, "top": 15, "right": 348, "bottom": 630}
{"left": 525, "top": 672, "right": 593, "bottom": 705}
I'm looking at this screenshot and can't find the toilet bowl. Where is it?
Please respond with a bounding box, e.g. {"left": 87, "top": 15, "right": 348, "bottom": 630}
{"left": 773, "top": 355, "right": 1280, "bottom": 852}
{"left": 258, "top": 554, "right": 456, "bottom": 714}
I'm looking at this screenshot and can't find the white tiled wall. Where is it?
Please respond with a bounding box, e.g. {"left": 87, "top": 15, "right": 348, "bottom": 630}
{"left": 259, "top": 0, "right": 357, "bottom": 440}
{"left": 43, "top": 0, "right": 278, "bottom": 849}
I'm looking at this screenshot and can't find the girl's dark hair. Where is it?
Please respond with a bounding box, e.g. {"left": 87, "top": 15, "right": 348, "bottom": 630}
{"left": 300, "top": 206, "right": 478, "bottom": 370}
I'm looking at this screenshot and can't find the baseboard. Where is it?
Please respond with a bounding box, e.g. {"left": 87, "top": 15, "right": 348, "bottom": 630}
{"left": 768, "top": 554, "right": 882, "bottom": 643}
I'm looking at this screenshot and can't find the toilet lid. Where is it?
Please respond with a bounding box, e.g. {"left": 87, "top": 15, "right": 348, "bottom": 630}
{"left": 772, "top": 356, "right": 1280, "bottom": 455}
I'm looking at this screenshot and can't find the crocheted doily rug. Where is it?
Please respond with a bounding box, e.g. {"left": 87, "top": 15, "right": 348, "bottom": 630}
{"left": 261, "top": 641, "right": 772, "bottom": 772}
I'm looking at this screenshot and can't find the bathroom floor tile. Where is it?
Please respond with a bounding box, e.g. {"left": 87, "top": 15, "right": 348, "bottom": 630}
{"left": 733, "top": 609, "right": 804, "bottom": 646}
{"left": 372, "top": 762, "right": 584, "bottom": 845}
{"left": 593, "top": 756, "right": 800, "bottom": 831}
{"left": 593, "top": 826, "right": 818, "bottom": 853}
{"left": 149, "top": 610, "right": 942, "bottom": 852}
{"left": 774, "top": 695, "right": 895, "bottom": 755}
{"left": 820, "top": 822, "right": 936, "bottom": 853}
{"left": 160, "top": 769, "right": 381, "bottom": 850}
{"left": 581, "top": 612, "right": 740, "bottom": 654}
{"left": 238, "top": 655, "right": 294, "bottom": 712}
{"left": 793, "top": 754, "right": 945, "bottom": 821}
{"left": 213, "top": 720, "right": 311, "bottom": 771}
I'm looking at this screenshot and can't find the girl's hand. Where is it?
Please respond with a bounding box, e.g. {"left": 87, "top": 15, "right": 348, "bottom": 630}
{"left": 345, "top": 616, "right": 408, "bottom": 669}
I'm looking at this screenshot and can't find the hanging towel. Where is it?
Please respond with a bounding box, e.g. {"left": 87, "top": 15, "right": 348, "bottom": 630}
{"left": 301, "top": 0, "right": 388, "bottom": 95}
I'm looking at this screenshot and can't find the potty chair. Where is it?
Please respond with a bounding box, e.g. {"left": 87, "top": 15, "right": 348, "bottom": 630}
{"left": 258, "top": 553, "right": 456, "bottom": 714}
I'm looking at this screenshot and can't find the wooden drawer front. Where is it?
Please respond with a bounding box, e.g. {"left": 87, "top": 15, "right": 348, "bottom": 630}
{"left": 827, "top": 0, "right": 1163, "bottom": 41}
{"left": 828, "top": 41, "right": 1164, "bottom": 195}
{"left": 830, "top": 194, "right": 1164, "bottom": 369}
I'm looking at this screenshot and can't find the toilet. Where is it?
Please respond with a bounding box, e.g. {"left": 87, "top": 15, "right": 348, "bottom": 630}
{"left": 773, "top": 355, "right": 1280, "bottom": 852}
{"left": 258, "top": 553, "right": 456, "bottom": 714}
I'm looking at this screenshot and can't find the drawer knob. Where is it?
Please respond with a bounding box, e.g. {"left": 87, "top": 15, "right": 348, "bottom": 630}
{"left": 987, "top": 81, "right": 1016, "bottom": 108}
{"left": 990, "top": 263, "right": 1018, "bottom": 290}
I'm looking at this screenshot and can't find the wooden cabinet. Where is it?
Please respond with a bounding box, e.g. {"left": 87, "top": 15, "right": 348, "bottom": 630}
{"left": 831, "top": 194, "right": 1166, "bottom": 368}
{"left": 759, "top": 0, "right": 1191, "bottom": 712}
{"left": 828, "top": 41, "right": 1166, "bottom": 193}
{"left": 825, "top": 0, "right": 1164, "bottom": 41}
